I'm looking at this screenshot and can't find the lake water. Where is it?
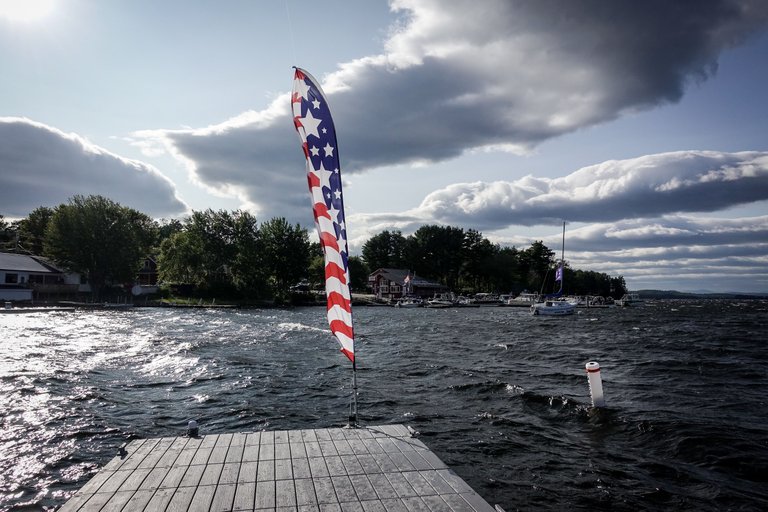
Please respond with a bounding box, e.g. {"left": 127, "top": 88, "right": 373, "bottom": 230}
{"left": 1, "top": 300, "right": 767, "bottom": 511}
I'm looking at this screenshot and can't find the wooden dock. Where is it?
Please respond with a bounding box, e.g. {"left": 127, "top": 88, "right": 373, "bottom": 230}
{"left": 59, "top": 424, "right": 498, "bottom": 511}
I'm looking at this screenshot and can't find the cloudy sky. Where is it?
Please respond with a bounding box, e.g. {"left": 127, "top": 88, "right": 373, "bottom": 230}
{"left": 2, "top": 0, "right": 767, "bottom": 293}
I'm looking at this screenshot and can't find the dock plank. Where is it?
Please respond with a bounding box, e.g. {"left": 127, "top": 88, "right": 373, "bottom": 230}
{"left": 60, "top": 425, "right": 498, "bottom": 511}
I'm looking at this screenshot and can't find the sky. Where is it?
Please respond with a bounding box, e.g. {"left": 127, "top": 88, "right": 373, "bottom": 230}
{"left": 1, "top": 0, "right": 767, "bottom": 294}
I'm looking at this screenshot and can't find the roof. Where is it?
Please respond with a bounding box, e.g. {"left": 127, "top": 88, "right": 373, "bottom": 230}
{"left": 370, "top": 268, "right": 411, "bottom": 283}
{"left": 370, "top": 268, "right": 446, "bottom": 288}
{"left": 0, "top": 252, "right": 60, "bottom": 273}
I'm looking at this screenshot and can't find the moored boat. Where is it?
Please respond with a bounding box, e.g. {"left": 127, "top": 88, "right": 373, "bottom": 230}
{"left": 425, "top": 294, "right": 454, "bottom": 308}
{"left": 469, "top": 293, "right": 502, "bottom": 306}
{"left": 531, "top": 299, "right": 576, "bottom": 316}
{"left": 505, "top": 291, "right": 538, "bottom": 307}
{"left": 394, "top": 296, "right": 424, "bottom": 308}
{"left": 531, "top": 222, "right": 575, "bottom": 317}
{"left": 616, "top": 292, "right": 644, "bottom": 307}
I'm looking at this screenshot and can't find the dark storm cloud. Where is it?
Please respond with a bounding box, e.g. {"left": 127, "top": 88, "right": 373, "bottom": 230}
{"left": 141, "top": 0, "right": 768, "bottom": 217}
{"left": 0, "top": 118, "right": 187, "bottom": 217}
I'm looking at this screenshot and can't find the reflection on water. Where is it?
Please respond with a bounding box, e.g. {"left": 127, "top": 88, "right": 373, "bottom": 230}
{"left": 1, "top": 301, "right": 768, "bottom": 510}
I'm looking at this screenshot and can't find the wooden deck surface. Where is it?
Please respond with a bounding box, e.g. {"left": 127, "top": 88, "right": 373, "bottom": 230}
{"left": 59, "top": 424, "right": 497, "bottom": 511}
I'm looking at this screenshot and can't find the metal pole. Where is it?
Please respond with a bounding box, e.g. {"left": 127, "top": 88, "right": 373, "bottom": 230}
{"left": 561, "top": 221, "right": 566, "bottom": 264}
{"left": 350, "top": 358, "right": 359, "bottom": 427}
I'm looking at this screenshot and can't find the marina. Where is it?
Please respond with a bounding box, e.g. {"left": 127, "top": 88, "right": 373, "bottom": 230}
{"left": 59, "top": 424, "right": 494, "bottom": 511}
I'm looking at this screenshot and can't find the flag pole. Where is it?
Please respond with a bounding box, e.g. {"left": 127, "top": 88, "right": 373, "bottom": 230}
{"left": 348, "top": 270, "right": 359, "bottom": 428}
{"left": 292, "top": 66, "right": 359, "bottom": 429}
{"left": 350, "top": 356, "right": 359, "bottom": 428}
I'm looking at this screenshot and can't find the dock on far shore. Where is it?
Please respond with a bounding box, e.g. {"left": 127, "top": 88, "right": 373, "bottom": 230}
{"left": 59, "top": 424, "right": 498, "bottom": 512}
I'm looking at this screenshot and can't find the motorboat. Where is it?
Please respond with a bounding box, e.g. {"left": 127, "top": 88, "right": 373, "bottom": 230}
{"left": 505, "top": 291, "right": 538, "bottom": 307}
{"left": 394, "top": 297, "right": 423, "bottom": 308}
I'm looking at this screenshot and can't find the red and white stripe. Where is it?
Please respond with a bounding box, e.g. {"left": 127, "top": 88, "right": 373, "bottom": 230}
{"left": 291, "top": 67, "right": 354, "bottom": 362}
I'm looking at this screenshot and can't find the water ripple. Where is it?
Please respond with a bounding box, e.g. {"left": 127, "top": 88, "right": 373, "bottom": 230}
{"left": 1, "top": 301, "right": 768, "bottom": 510}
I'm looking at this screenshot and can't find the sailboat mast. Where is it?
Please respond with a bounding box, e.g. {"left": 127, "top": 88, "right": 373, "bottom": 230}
{"left": 561, "top": 221, "right": 566, "bottom": 265}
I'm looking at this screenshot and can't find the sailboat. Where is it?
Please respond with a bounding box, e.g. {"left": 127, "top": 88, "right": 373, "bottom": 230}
{"left": 531, "top": 222, "right": 576, "bottom": 316}
{"left": 292, "top": 67, "right": 359, "bottom": 426}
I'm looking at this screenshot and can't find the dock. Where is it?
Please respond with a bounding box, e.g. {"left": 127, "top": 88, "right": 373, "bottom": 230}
{"left": 59, "top": 424, "right": 497, "bottom": 511}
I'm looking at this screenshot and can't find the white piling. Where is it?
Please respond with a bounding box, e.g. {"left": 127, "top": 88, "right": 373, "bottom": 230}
{"left": 585, "top": 361, "right": 605, "bottom": 407}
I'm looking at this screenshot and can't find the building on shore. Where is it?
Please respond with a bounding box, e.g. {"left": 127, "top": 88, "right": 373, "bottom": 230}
{"left": 368, "top": 268, "right": 448, "bottom": 302}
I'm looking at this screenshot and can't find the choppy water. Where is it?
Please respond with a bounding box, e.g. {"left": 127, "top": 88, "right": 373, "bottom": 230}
{"left": 1, "top": 300, "right": 767, "bottom": 511}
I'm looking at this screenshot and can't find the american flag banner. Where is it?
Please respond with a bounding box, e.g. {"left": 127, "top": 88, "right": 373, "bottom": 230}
{"left": 291, "top": 67, "right": 354, "bottom": 362}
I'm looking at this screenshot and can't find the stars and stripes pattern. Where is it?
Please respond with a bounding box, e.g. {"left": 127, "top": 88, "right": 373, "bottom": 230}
{"left": 291, "top": 67, "right": 354, "bottom": 362}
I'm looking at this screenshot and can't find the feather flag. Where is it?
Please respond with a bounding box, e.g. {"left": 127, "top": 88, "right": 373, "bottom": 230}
{"left": 291, "top": 67, "right": 354, "bottom": 362}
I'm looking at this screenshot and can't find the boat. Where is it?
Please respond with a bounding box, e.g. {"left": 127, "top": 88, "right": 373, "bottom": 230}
{"left": 454, "top": 295, "right": 479, "bottom": 307}
{"left": 616, "top": 292, "right": 644, "bottom": 307}
{"left": 425, "top": 294, "right": 454, "bottom": 308}
{"left": 571, "top": 295, "right": 612, "bottom": 308}
{"left": 531, "top": 299, "right": 576, "bottom": 316}
{"left": 531, "top": 222, "right": 576, "bottom": 316}
{"left": 505, "top": 291, "right": 538, "bottom": 307}
{"left": 469, "top": 293, "right": 502, "bottom": 306}
{"left": 394, "top": 296, "right": 423, "bottom": 308}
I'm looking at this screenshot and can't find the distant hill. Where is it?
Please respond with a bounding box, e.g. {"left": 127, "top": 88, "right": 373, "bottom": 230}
{"left": 636, "top": 289, "right": 768, "bottom": 300}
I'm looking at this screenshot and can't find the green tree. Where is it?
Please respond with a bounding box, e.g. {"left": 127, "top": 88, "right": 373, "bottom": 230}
{"left": 228, "top": 211, "right": 267, "bottom": 296}
{"left": 260, "top": 217, "right": 310, "bottom": 299}
{"left": 157, "top": 230, "right": 205, "bottom": 285}
{"left": 184, "top": 209, "right": 237, "bottom": 287}
{"left": 405, "top": 225, "right": 465, "bottom": 289}
{"left": 357, "top": 225, "right": 628, "bottom": 299}
{"left": 155, "top": 218, "right": 184, "bottom": 246}
{"left": 485, "top": 245, "right": 520, "bottom": 294}
{"left": 0, "top": 215, "right": 13, "bottom": 248}
{"left": 610, "top": 276, "right": 628, "bottom": 298}
{"left": 44, "top": 195, "right": 155, "bottom": 300}
{"left": 16, "top": 206, "right": 54, "bottom": 255}
{"left": 361, "top": 230, "right": 407, "bottom": 270}
{"left": 460, "top": 229, "right": 499, "bottom": 291}
{"left": 519, "top": 240, "right": 556, "bottom": 293}
{"left": 307, "top": 242, "right": 325, "bottom": 289}
{"left": 347, "top": 255, "right": 370, "bottom": 292}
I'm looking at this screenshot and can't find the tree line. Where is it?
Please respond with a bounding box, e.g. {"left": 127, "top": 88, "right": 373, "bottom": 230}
{"left": 2, "top": 195, "right": 626, "bottom": 301}
{"left": 361, "top": 227, "right": 627, "bottom": 298}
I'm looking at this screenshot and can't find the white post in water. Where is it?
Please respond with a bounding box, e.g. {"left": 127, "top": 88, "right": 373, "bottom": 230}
{"left": 585, "top": 361, "right": 605, "bottom": 407}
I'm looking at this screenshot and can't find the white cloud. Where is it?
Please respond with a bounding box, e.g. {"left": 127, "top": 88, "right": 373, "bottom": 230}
{"left": 362, "top": 151, "right": 768, "bottom": 229}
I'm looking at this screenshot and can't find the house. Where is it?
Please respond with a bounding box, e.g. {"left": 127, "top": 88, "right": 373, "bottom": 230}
{"left": 132, "top": 256, "right": 160, "bottom": 295}
{"left": 0, "top": 252, "right": 79, "bottom": 301}
{"left": 136, "top": 256, "right": 158, "bottom": 286}
{"left": 368, "top": 268, "right": 448, "bottom": 301}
